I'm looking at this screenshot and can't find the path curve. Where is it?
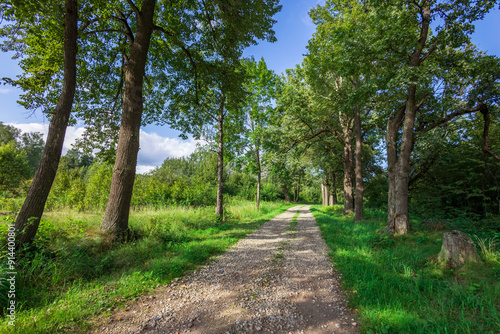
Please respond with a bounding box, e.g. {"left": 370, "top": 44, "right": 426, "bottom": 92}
{"left": 90, "top": 205, "right": 358, "bottom": 334}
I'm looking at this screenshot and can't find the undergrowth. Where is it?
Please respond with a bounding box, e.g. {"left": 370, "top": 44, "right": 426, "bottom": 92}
{"left": 0, "top": 200, "right": 293, "bottom": 333}
{"left": 311, "top": 205, "right": 500, "bottom": 334}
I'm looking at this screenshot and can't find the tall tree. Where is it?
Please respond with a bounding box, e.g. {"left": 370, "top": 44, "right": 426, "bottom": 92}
{"left": 164, "top": 0, "right": 281, "bottom": 220}
{"left": 377, "top": 0, "right": 496, "bottom": 234}
{"left": 241, "top": 58, "right": 277, "bottom": 210}
{"left": 308, "top": 2, "right": 382, "bottom": 218}
{"left": 1, "top": 0, "right": 79, "bottom": 244}
{"left": 99, "top": 0, "right": 158, "bottom": 236}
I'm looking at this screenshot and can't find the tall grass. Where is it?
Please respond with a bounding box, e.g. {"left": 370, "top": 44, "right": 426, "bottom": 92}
{"left": 311, "top": 206, "right": 500, "bottom": 334}
{"left": 0, "top": 200, "right": 292, "bottom": 333}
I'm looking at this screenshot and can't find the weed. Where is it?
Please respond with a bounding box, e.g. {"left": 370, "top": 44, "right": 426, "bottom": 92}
{"left": 474, "top": 236, "right": 499, "bottom": 264}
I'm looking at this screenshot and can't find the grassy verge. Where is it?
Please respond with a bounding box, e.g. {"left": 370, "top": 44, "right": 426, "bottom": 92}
{"left": 311, "top": 205, "right": 500, "bottom": 334}
{"left": 0, "top": 200, "right": 293, "bottom": 333}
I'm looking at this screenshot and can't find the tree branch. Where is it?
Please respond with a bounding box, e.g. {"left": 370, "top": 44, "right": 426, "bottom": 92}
{"left": 153, "top": 24, "right": 199, "bottom": 104}
{"left": 86, "top": 29, "right": 129, "bottom": 37}
{"left": 416, "top": 104, "right": 484, "bottom": 133}
{"left": 125, "top": 0, "right": 140, "bottom": 17}
{"left": 286, "top": 129, "right": 329, "bottom": 153}
{"left": 80, "top": 18, "right": 101, "bottom": 32}
{"left": 420, "top": 40, "right": 438, "bottom": 63}
{"left": 415, "top": 93, "right": 429, "bottom": 111}
{"left": 481, "top": 105, "right": 500, "bottom": 161}
{"left": 409, "top": 150, "right": 439, "bottom": 187}
{"left": 112, "top": 11, "right": 134, "bottom": 45}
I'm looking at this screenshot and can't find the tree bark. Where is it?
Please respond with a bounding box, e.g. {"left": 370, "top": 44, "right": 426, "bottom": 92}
{"left": 215, "top": 95, "right": 226, "bottom": 220}
{"left": 354, "top": 107, "right": 364, "bottom": 221}
{"left": 321, "top": 183, "right": 326, "bottom": 206}
{"left": 322, "top": 174, "right": 328, "bottom": 206}
{"left": 386, "top": 105, "right": 405, "bottom": 232}
{"left": 480, "top": 105, "right": 500, "bottom": 161}
{"left": 14, "top": 0, "right": 78, "bottom": 244}
{"left": 282, "top": 176, "right": 290, "bottom": 203}
{"left": 330, "top": 171, "right": 339, "bottom": 206}
{"left": 387, "top": 4, "right": 431, "bottom": 234}
{"left": 255, "top": 141, "right": 261, "bottom": 210}
{"left": 328, "top": 171, "right": 338, "bottom": 206}
{"left": 392, "top": 85, "right": 417, "bottom": 234}
{"left": 294, "top": 170, "right": 301, "bottom": 203}
{"left": 100, "top": 0, "right": 156, "bottom": 236}
{"left": 341, "top": 120, "right": 354, "bottom": 214}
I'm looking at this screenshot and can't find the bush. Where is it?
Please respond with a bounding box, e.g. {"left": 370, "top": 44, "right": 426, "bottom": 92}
{"left": 84, "top": 162, "right": 113, "bottom": 210}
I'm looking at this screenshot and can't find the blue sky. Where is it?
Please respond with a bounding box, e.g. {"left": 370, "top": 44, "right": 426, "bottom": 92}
{"left": 0, "top": 1, "right": 499, "bottom": 172}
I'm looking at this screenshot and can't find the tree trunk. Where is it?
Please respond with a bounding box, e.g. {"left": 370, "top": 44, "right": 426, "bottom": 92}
{"left": 392, "top": 85, "right": 418, "bottom": 234}
{"left": 321, "top": 183, "right": 326, "bottom": 206}
{"left": 386, "top": 105, "right": 405, "bottom": 232}
{"left": 294, "top": 171, "right": 301, "bottom": 203}
{"left": 387, "top": 5, "right": 431, "bottom": 234}
{"left": 354, "top": 107, "right": 364, "bottom": 221}
{"left": 256, "top": 142, "right": 261, "bottom": 210}
{"left": 342, "top": 122, "right": 354, "bottom": 214}
{"left": 14, "top": 0, "right": 78, "bottom": 244}
{"left": 215, "top": 95, "right": 226, "bottom": 220}
{"left": 100, "top": 0, "right": 156, "bottom": 237}
{"left": 480, "top": 105, "right": 500, "bottom": 161}
{"left": 282, "top": 176, "right": 290, "bottom": 203}
{"left": 329, "top": 171, "right": 338, "bottom": 205}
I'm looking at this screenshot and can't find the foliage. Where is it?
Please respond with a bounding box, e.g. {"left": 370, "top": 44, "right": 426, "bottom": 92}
{"left": 0, "top": 142, "right": 30, "bottom": 193}
{"left": 312, "top": 206, "right": 500, "bottom": 334}
{"left": 409, "top": 111, "right": 500, "bottom": 219}
{"left": 0, "top": 122, "right": 44, "bottom": 180}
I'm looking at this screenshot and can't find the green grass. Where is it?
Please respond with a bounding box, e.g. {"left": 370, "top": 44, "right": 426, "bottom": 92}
{"left": 286, "top": 210, "right": 300, "bottom": 236}
{"left": 311, "top": 206, "right": 500, "bottom": 334}
{"left": 0, "top": 200, "right": 293, "bottom": 333}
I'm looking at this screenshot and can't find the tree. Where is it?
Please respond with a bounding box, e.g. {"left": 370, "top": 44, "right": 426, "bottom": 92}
{"left": 164, "top": 0, "right": 281, "bottom": 220}
{"left": 0, "top": 142, "right": 30, "bottom": 192}
{"left": 2, "top": 0, "right": 79, "bottom": 244}
{"left": 99, "top": 0, "right": 158, "bottom": 237}
{"left": 0, "top": 123, "right": 44, "bottom": 175}
{"left": 241, "top": 58, "right": 278, "bottom": 210}
{"left": 380, "top": 1, "right": 497, "bottom": 234}
{"left": 280, "top": 64, "right": 356, "bottom": 214}
{"left": 308, "top": 1, "right": 384, "bottom": 219}
{"left": 0, "top": 122, "right": 20, "bottom": 145}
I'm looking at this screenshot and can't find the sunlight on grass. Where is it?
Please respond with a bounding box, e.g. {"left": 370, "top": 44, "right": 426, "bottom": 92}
{"left": 0, "top": 200, "right": 293, "bottom": 333}
{"left": 311, "top": 206, "right": 500, "bottom": 334}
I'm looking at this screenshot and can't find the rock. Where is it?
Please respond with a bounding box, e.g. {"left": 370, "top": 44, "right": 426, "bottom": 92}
{"left": 437, "top": 230, "right": 481, "bottom": 267}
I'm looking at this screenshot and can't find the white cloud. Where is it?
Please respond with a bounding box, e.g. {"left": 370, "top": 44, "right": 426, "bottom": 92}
{"left": 136, "top": 165, "right": 157, "bottom": 175}
{"left": 7, "top": 123, "right": 200, "bottom": 174}
{"left": 0, "top": 88, "right": 13, "bottom": 94}
{"left": 7, "top": 122, "right": 85, "bottom": 155}
{"left": 8, "top": 122, "right": 48, "bottom": 138}
{"left": 138, "top": 130, "right": 200, "bottom": 168}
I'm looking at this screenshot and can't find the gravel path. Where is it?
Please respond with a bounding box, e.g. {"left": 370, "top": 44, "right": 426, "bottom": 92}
{"left": 90, "top": 205, "right": 358, "bottom": 334}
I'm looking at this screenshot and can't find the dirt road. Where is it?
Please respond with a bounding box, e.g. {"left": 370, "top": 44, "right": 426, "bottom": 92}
{"left": 90, "top": 205, "right": 358, "bottom": 334}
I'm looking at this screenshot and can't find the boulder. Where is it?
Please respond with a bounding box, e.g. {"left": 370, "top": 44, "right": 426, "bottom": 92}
{"left": 437, "top": 230, "right": 482, "bottom": 268}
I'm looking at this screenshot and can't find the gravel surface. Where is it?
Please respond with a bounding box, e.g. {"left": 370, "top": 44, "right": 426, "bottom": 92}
{"left": 90, "top": 205, "right": 358, "bottom": 334}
